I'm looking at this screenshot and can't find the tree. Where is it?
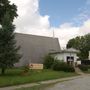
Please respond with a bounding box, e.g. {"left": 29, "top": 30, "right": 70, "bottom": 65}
{"left": 66, "top": 33, "right": 90, "bottom": 60}
{"left": 79, "top": 34, "right": 90, "bottom": 59}
{"left": 0, "top": 0, "right": 18, "bottom": 24}
{"left": 43, "top": 55, "right": 54, "bottom": 69}
{"left": 0, "top": 0, "right": 20, "bottom": 74}
{"left": 67, "top": 36, "right": 81, "bottom": 50}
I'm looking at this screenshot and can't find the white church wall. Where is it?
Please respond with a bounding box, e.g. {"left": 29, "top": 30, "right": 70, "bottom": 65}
{"left": 54, "top": 52, "right": 77, "bottom": 63}
{"left": 54, "top": 53, "right": 64, "bottom": 61}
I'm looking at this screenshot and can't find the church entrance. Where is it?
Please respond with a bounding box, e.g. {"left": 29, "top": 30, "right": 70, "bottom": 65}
{"left": 67, "top": 56, "right": 74, "bottom": 66}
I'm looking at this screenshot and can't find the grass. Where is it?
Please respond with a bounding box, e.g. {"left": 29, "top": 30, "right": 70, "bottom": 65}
{"left": 87, "top": 69, "right": 90, "bottom": 73}
{"left": 83, "top": 69, "right": 90, "bottom": 73}
{"left": 0, "top": 68, "right": 77, "bottom": 87}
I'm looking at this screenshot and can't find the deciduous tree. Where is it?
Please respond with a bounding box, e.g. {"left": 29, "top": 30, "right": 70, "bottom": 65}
{"left": 66, "top": 33, "right": 90, "bottom": 60}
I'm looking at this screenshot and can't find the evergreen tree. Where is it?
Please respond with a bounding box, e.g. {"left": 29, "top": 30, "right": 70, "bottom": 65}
{"left": 0, "top": 0, "right": 18, "bottom": 24}
{"left": 0, "top": 0, "right": 20, "bottom": 74}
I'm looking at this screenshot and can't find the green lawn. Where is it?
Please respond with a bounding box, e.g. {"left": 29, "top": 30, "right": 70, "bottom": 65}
{"left": 84, "top": 69, "right": 90, "bottom": 73}
{"left": 87, "top": 69, "right": 90, "bottom": 73}
{"left": 0, "top": 68, "right": 77, "bottom": 87}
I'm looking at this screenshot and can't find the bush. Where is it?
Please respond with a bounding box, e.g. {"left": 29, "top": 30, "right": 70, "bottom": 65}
{"left": 43, "top": 55, "right": 54, "bottom": 69}
{"left": 64, "top": 65, "right": 75, "bottom": 72}
{"left": 23, "top": 66, "right": 30, "bottom": 73}
{"left": 52, "top": 60, "right": 75, "bottom": 72}
{"left": 87, "top": 65, "right": 90, "bottom": 69}
{"left": 51, "top": 60, "right": 64, "bottom": 71}
{"left": 78, "top": 65, "right": 88, "bottom": 71}
{"left": 43, "top": 55, "right": 75, "bottom": 72}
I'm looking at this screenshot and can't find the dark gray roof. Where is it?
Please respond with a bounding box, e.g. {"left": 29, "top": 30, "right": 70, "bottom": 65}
{"left": 15, "top": 33, "right": 61, "bottom": 66}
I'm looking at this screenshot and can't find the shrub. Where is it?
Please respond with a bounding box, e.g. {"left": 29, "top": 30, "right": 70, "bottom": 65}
{"left": 43, "top": 55, "right": 54, "bottom": 69}
{"left": 78, "top": 65, "right": 88, "bottom": 71}
{"left": 52, "top": 60, "right": 64, "bottom": 71}
{"left": 64, "top": 65, "right": 75, "bottom": 72}
{"left": 23, "top": 66, "right": 30, "bottom": 73}
{"left": 52, "top": 60, "right": 75, "bottom": 72}
{"left": 87, "top": 65, "right": 90, "bottom": 69}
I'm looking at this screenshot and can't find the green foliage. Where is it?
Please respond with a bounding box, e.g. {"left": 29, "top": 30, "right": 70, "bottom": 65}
{"left": 23, "top": 66, "right": 30, "bottom": 73}
{"left": 43, "top": 55, "right": 54, "bottom": 69}
{"left": 43, "top": 55, "right": 75, "bottom": 72}
{"left": 67, "top": 37, "right": 81, "bottom": 50}
{"left": 52, "top": 60, "right": 75, "bottom": 72}
{"left": 0, "top": 0, "right": 18, "bottom": 24}
{"left": 66, "top": 33, "right": 90, "bottom": 59}
{"left": 78, "top": 65, "right": 88, "bottom": 71}
{"left": 0, "top": 1, "right": 21, "bottom": 74}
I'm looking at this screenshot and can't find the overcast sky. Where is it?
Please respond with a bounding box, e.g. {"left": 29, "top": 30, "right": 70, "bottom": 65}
{"left": 10, "top": 0, "right": 90, "bottom": 48}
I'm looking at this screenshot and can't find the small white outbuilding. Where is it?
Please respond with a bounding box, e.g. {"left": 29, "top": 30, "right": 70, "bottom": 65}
{"left": 51, "top": 48, "right": 79, "bottom": 66}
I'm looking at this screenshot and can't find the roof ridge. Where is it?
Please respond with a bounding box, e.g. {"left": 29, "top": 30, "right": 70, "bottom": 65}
{"left": 15, "top": 33, "right": 58, "bottom": 39}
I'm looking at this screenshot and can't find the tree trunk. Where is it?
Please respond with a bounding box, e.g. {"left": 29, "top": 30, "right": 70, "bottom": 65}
{"left": 1, "top": 68, "right": 5, "bottom": 75}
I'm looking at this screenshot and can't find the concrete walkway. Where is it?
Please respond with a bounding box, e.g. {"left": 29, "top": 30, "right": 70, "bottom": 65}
{"left": 0, "top": 75, "right": 83, "bottom": 90}
{"left": 75, "top": 67, "right": 85, "bottom": 75}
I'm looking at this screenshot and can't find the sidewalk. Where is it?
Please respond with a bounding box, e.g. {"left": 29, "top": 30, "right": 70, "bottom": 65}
{"left": 0, "top": 75, "right": 83, "bottom": 90}
{"left": 75, "top": 67, "right": 85, "bottom": 75}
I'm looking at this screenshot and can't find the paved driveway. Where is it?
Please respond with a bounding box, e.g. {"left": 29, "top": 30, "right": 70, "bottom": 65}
{"left": 44, "top": 75, "right": 90, "bottom": 90}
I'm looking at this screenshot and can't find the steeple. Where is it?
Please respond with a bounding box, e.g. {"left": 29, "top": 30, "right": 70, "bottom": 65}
{"left": 53, "top": 29, "right": 55, "bottom": 38}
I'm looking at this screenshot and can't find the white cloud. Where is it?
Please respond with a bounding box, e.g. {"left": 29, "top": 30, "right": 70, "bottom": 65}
{"left": 52, "top": 24, "right": 80, "bottom": 48}
{"left": 10, "top": 0, "right": 50, "bottom": 33}
{"left": 10, "top": 0, "right": 90, "bottom": 48}
{"left": 79, "top": 19, "right": 90, "bottom": 35}
{"left": 53, "top": 20, "right": 90, "bottom": 48}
